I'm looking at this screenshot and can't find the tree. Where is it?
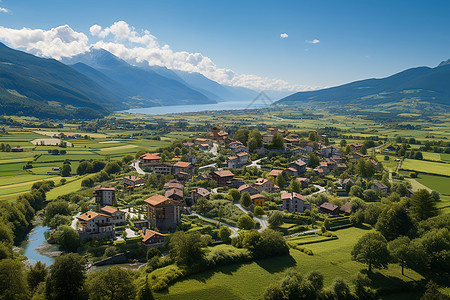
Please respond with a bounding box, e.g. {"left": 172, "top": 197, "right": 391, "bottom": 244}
{"left": 388, "top": 236, "right": 428, "bottom": 275}
{"left": 351, "top": 232, "right": 390, "bottom": 272}
{"left": 272, "top": 133, "right": 284, "bottom": 149}
{"left": 332, "top": 278, "right": 351, "bottom": 299}
{"left": 289, "top": 179, "right": 301, "bottom": 193}
{"left": 234, "top": 127, "right": 250, "bottom": 144}
{"left": 247, "top": 137, "right": 259, "bottom": 152}
{"left": 349, "top": 185, "right": 364, "bottom": 198}
{"left": 307, "top": 153, "right": 320, "bottom": 169}
{"left": 44, "top": 201, "right": 71, "bottom": 225}
{"left": 421, "top": 280, "right": 445, "bottom": 300}
{"left": 137, "top": 275, "right": 154, "bottom": 300}
{"left": 307, "top": 271, "right": 324, "bottom": 291}
{"left": 60, "top": 164, "right": 71, "bottom": 177}
{"left": 276, "top": 173, "right": 286, "bottom": 189}
{"left": 228, "top": 189, "right": 241, "bottom": 201}
{"left": 86, "top": 266, "right": 136, "bottom": 300}
{"left": 411, "top": 189, "right": 438, "bottom": 221}
{"left": 104, "top": 246, "right": 118, "bottom": 257}
{"left": 268, "top": 211, "right": 284, "bottom": 228}
{"left": 237, "top": 214, "right": 255, "bottom": 230}
{"left": 0, "top": 259, "right": 29, "bottom": 300}
{"left": 53, "top": 225, "right": 80, "bottom": 252}
{"left": 254, "top": 206, "right": 265, "bottom": 216}
{"left": 376, "top": 205, "right": 414, "bottom": 241}
{"left": 248, "top": 129, "right": 263, "bottom": 147}
{"left": 104, "top": 161, "right": 121, "bottom": 174}
{"left": 309, "top": 132, "right": 317, "bottom": 141}
{"left": 219, "top": 226, "right": 232, "bottom": 242}
{"left": 28, "top": 261, "right": 48, "bottom": 292}
{"left": 169, "top": 231, "right": 205, "bottom": 265}
{"left": 240, "top": 192, "right": 252, "bottom": 208}
{"left": 146, "top": 248, "right": 161, "bottom": 260}
{"left": 360, "top": 145, "right": 367, "bottom": 155}
{"left": 431, "top": 190, "right": 440, "bottom": 202}
{"left": 46, "top": 253, "right": 86, "bottom": 300}
{"left": 340, "top": 139, "right": 347, "bottom": 148}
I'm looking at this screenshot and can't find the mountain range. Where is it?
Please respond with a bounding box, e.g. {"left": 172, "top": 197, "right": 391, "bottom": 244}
{"left": 276, "top": 61, "right": 450, "bottom": 112}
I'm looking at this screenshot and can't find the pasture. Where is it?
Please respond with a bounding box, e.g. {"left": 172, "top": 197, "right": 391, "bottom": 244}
{"left": 400, "top": 159, "right": 450, "bottom": 176}
{"left": 154, "top": 227, "right": 423, "bottom": 300}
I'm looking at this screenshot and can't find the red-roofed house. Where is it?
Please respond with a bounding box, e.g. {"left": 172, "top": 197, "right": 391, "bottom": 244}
{"left": 173, "top": 161, "right": 195, "bottom": 175}
{"left": 144, "top": 195, "right": 182, "bottom": 231}
{"left": 254, "top": 178, "right": 280, "bottom": 193}
{"left": 251, "top": 194, "right": 267, "bottom": 206}
{"left": 282, "top": 192, "right": 310, "bottom": 213}
{"left": 210, "top": 170, "right": 235, "bottom": 186}
{"left": 319, "top": 202, "right": 340, "bottom": 215}
{"left": 142, "top": 230, "right": 165, "bottom": 249}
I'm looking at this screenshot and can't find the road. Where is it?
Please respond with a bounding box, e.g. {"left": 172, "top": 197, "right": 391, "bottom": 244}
{"left": 284, "top": 228, "right": 320, "bottom": 239}
{"left": 248, "top": 158, "right": 263, "bottom": 169}
{"left": 125, "top": 228, "right": 140, "bottom": 238}
{"left": 187, "top": 208, "right": 239, "bottom": 237}
{"left": 312, "top": 184, "right": 326, "bottom": 195}
{"left": 234, "top": 203, "right": 268, "bottom": 232}
{"left": 199, "top": 162, "right": 217, "bottom": 170}
{"left": 209, "top": 143, "right": 219, "bottom": 156}
{"left": 71, "top": 212, "right": 81, "bottom": 230}
{"left": 131, "top": 160, "right": 145, "bottom": 175}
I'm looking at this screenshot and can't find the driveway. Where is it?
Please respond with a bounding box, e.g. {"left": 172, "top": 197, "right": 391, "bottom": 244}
{"left": 199, "top": 162, "right": 217, "bottom": 170}
{"left": 235, "top": 203, "right": 268, "bottom": 232}
{"left": 125, "top": 228, "right": 140, "bottom": 238}
{"left": 209, "top": 143, "right": 219, "bottom": 156}
{"left": 71, "top": 212, "right": 81, "bottom": 230}
{"left": 248, "top": 158, "right": 263, "bottom": 169}
{"left": 312, "top": 184, "right": 326, "bottom": 194}
{"left": 131, "top": 160, "right": 145, "bottom": 175}
{"left": 187, "top": 208, "right": 239, "bottom": 238}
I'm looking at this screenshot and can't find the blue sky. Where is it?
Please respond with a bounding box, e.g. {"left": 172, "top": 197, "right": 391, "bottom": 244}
{"left": 0, "top": 0, "right": 449, "bottom": 91}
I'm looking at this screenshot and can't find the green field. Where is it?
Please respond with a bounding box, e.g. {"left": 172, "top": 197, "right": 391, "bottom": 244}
{"left": 414, "top": 173, "right": 450, "bottom": 195}
{"left": 400, "top": 159, "right": 450, "bottom": 176}
{"left": 154, "top": 227, "right": 423, "bottom": 300}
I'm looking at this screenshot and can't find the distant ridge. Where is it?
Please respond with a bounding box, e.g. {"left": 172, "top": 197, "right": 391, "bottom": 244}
{"left": 276, "top": 61, "right": 450, "bottom": 112}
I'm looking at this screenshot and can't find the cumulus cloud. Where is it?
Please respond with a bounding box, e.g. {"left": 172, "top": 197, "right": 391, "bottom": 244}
{"left": 280, "top": 33, "right": 288, "bottom": 39}
{"left": 0, "top": 21, "right": 315, "bottom": 91}
{"left": 0, "top": 7, "right": 9, "bottom": 13}
{"left": 306, "top": 39, "right": 320, "bottom": 44}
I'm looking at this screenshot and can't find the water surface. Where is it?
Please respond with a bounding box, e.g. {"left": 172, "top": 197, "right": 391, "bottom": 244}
{"left": 23, "top": 226, "right": 55, "bottom": 266}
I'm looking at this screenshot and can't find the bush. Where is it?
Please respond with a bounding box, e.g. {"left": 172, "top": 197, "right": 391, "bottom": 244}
{"left": 104, "top": 246, "right": 118, "bottom": 257}
{"left": 254, "top": 206, "right": 264, "bottom": 216}
{"left": 237, "top": 214, "right": 255, "bottom": 230}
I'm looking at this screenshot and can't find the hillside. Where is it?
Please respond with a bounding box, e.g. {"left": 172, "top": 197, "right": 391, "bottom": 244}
{"left": 0, "top": 43, "right": 130, "bottom": 119}
{"left": 63, "top": 49, "right": 215, "bottom": 107}
{"left": 276, "top": 63, "right": 450, "bottom": 112}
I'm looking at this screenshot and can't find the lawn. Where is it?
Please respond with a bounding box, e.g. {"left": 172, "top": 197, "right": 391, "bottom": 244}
{"left": 46, "top": 176, "right": 87, "bottom": 200}
{"left": 154, "top": 227, "right": 424, "bottom": 300}
{"left": 414, "top": 173, "right": 450, "bottom": 195}
{"left": 400, "top": 159, "right": 450, "bottom": 176}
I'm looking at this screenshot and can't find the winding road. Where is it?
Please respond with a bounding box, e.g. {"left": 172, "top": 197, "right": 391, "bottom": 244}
{"left": 234, "top": 203, "right": 269, "bottom": 232}
{"left": 186, "top": 208, "right": 239, "bottom": 238}
{"left": 131, "top": 160, "right": 146, "bottom": 175}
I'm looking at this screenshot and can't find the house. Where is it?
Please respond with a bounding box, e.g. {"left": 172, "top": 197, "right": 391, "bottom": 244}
{"left": 194, "top": 138, "right": 211, "bottom": 146}
{"left": 371, "top": 182, "right": 389, "bottom": 195}
{"left": 11, "top": 146, "right": 23, "bottom": 152}
{"left": 254, "top": 178, "right": 279, "bottom": 193}
{"left": 163, "top": 179, "right": 184, "bottom": 191}
{"left": 238, "top": 184, "right": 258, "bottom": 195}
{"left": 185, "top": 154, "right": 197, "bottom": 164}
{"left": 198, "top": 143, "right": 211, "bottom": 151}
{"left": 319, "top": 202, "right": 340, "bottom": 215}
{"left": 142, "top": 229, "right": 165, "bottom": 249}
{"left": 284, "top": 138, "right": 300, "bottom": 146}
{"left": 173, "top": 161, "right": 195, "bottom": 175}
{"left": 77, "top": 211, "right": 114, "bottom": 237}
{"left": 268, "top": 169, "right": 284, "bottom": 178}
{"left": 342, "top": 178, "right": 354, "bottom": 188}
{"left": 251, "top": 194, "right": 267, "bottom": 206}
{"left": 349, "top": 142, "right": 364, "bottom": 150}
{"left": 288, "top": 159, "right": 307, "bottom": 174}
{"left": 282, "top": 192, "right": 310, "bottom": 213}
{"left": 285, "top": 167, "right": 299, "bottom": 177}
{"left": 140, "top": 153, "right": 161, "bottom": 168}
{"left": 230, "top": 145, "right": 249, "bottom": 155}
{"left": 153, "top": 163, "right": 173, "bottom": 176}
{"left": 183, "top": 142, "right": 195, "bottom": 148}
{"left": 93, "top": 187, "right": 115, "bottom": 207}
{"left": 132, "top": 220, "right": 148, "bottom": 230}
{"left": 209, "top": 126, "right": 229, "bottom": 145}
{"left": 321, "top": 146, "right": 334, "bottom": 158}
{"left": 100, "top": 206, "right": 126, "bottom": 225}
{"left": 263, "top": 133, "right": 274, "bottom": 143}
{"left": 123, "top": 176, "right": 146, "bottom": 187}
{"left": 174, "top": 171, "right": 191, "bottom": 182}
{"left": 190, "top": 188, "right": 211, "bottom": 201}
{"left": 236, "top": 152, "right": 249, "bottom": 164}
{"left": 144, "top": 195, "right": 182, "bottom": 231}
{"left": 227, "top": 156, "right": 241, "bottom": 169}
{"left": 229, "top": 141, "right": 243, "bottom": 148}
{"left": 336, "top": 188, "right": 347, "bottom": 197}
{"left": 296, "top": 177, "right": 310, "bottom": 188}
{"left": 385, "top": 145, "right": 396, "bottom": 152}
{"left": 210, "top": 170, "right": 235, "bottom": 187}
{"left": 339, "top": 202, "right": 351, "bottom": 215}
{"left": 353, "top": 152, "right": 369, "bottom": 160}
{"left": 165, "top": 188, "right": 184, "bottom": 201}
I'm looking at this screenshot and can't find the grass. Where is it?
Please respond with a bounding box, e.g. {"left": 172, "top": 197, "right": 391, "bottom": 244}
{"left": 400, "top": 159, "right": 450, "bottom": 176}
{"left": 154, "top": 227, "right": 424, "bottom": 300}
{"left": 46, "top": 176, "right": 87, "bottom": 200}
{"left": 414, "top": 173, "right": 450, "bottom": 195}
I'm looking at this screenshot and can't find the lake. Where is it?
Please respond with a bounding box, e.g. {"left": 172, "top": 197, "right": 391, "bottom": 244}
{"left": 23, "top": 226, "right": 55, "bottom": 266}
{"left": 119, "top": 100, "right": 269, "bottom": 115}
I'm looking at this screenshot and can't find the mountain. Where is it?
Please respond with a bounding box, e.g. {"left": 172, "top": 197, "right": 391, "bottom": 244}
{"left": 0, "top": 42, "right": 127, "bottom": 119}
{"left": 276, "top": 62, "right": 450, "bottom": 111}
{"left": 63, "top": 49, "right": 215, "bottom": 107}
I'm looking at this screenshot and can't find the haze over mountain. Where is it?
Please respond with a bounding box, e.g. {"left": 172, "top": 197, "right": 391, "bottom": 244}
{"left": 277, "top": 61, "right": 450, "bottom": 111}
{"left": 62, "top": 48, "right": 215, "bottom": 108}
{"left": 0, "top": 42, "right": 123, "bottom": 119}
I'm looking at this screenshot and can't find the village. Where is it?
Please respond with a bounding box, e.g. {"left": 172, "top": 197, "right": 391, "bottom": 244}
{"left": 72, "top": 125, "right": 394, "bottom": 251}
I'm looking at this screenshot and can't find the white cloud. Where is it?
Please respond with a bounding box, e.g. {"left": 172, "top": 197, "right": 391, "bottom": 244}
{"left": 280, "top": 33, "right": 288, "bottom": 39}
{"left": 306, "top": 39, "right": 320, "bottom": 44}
{"left": 0, "top": 7, "right": 9, "bottom": 13}
{"left": 0, "top": 21, "right": 316, "bottom": 91}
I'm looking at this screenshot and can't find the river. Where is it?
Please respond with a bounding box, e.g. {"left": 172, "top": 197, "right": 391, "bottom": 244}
{"left": 119, "top": 100, "right": 269, "bottom": 115}
{"left": 22, "top": 225, "right": 55, "bottom": 266}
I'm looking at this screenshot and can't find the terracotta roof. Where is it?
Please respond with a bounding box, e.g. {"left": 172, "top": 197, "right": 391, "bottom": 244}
{"left": 142, "top": 230, "right": 165, "bottom": 243}
{"left": 236, "top": 152, "right": 249, "bottom": 157}
{"left": 286, "top": 167, "right": 297, "bottom": 172}
{"left": 77, "top": 211, "right": 110, "bottom": 221}
{"left": 94, "top": 187, "right": 115, "bottom": 191}
{"left": 144, "top": 194, "right": 172, "bottom": 206}
{"left": 343, "top": 178, "right": 354, "bottom": 185}
{"left": 212, "top": 170, "right": 234, "bottom": 178}
{"left": 255, "top": 178, "right": 268, "bottom": 185}
{"left": 173, "top": 161, "right": 192, "bottom": 168}
{"left": 268, "top": 170, "right": 283, "bottom": 177}
{"left": 228, "top": 156, "right": 238, "bottom": 160}
{"left": 100, "top": 206, "right": 122, "bottom": 215}
{"left": 238, "top": 184, "right": 252, "bottom": 191}
{"left": 194, "top": 188, "right": 210, "bottom": 197}
{"left": 291, "top": 159, "right": 306, "bottom": 166}
{"left": 340, "top": 202, "right": 351, "bottom": 214}
{"left": 319, "top": 202, "right": 339, "bottom": 211}
{"left": 163, "top": 181, "right": 184, "bottom": 190}
{"left": 281, "top": 192, "right": 304, "bottom": 201}
{"left": 140, "top": 153, "right": 161, "bottom": 160}
{"left": 195, "top": 138, "right": 208, "bottom": 142}
{"left": 373, "top": 182, "right": 388, "bottom": 189}
{"left": 123, "top": 176, "right": 144, "bottom": 182}
{"left": 296, "top": 177, "right": 310, "bottom": 183}
{"left": 165, "top": 188, "right": 183, "bottom": 198}
{"left": 200, "top": 143, "right": 210, "bottom": 147}
{"left": 251, "top": 193, "right": 267, "bottom": 200}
